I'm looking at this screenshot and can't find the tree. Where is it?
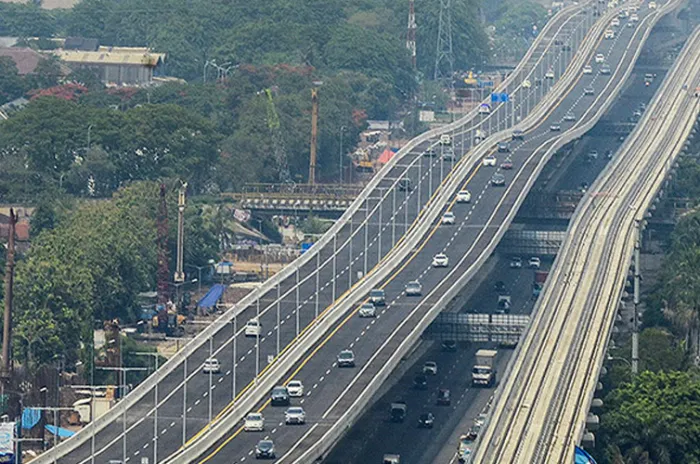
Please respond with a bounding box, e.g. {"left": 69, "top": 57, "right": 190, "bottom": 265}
{"left": 596, "top": 371, "right": 700, "bottom": 464}
{"left": 0, "top": 56, "right": 25, "bottom": 105}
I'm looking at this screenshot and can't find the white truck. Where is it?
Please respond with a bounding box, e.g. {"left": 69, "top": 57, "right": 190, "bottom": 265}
{"left": 472, "top": 349, "right": 497, "bottom": 387}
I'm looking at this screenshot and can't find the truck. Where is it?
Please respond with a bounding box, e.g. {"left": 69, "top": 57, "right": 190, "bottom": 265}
{"left": 472, "top": 349, "right": 497, "bottom": 387}
{"left": 390, "top": 401, "right": 407, "bottom": 422}
{"left": 532, "top": 270, "right": 549, "bottom": 299}
{"left": 383, "top": 454, "right": 400, "bottom": 464}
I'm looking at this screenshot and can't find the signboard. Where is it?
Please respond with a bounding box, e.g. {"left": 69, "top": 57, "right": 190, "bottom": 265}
{"left": 0, "top": 422, "right": 15, "bottom": 464}
{"left": 419, "top": 110, "right": 435, "bottom": 122}
{"left": 478, "top": 79, "right": 494, "bottom": 88}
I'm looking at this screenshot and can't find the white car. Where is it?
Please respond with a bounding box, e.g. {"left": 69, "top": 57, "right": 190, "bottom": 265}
{"left": 610, "top": 18, "right": 620, "bottom": 27}
{"left": 649, "top": 1, "right": 657, "bottom": 8}
{"left": 595, "top": 53, "right": 605, "bottom": 63}
{"left": 529, "top": 257, "right": 541, "bottom": 269}
{"left": 405, "top": 281, "right": 423, "bottom": 296}
{"left": 432, "top": 253, "right": 449, "bottom": 268}
{"left": 482, "top": 155, "right": 497, "bottom": 167}
{"left": 423, "top": 361, "right": 438, "bottom": 375}
{"left": 630, "top": 13, "right": 639, "bottom": 21}
{"left": 441, "top": 211, "right": 456, "bottom": 225}
{"left": 359, "top": 302, "right": 376, "bottom": 318}
{"left": 284, "top": 407, "right": 306, "bottom": 425}
{"left": 583, "top": 65, "right": 593, "bottom": 74}
{"left": 604, "top": 29, "right": 615, "bottom": 39}
{"left": 286, "top": 380, "right": 304, "bottom": 397}
{"left": 202, "top": 358, "right": 221, "bottom": 374}
{"left": 440, "top": 134, "right": 452, "bottom": 145}
{"left": 456, "top": 190, "right": 471, "bottom": 203}
{"left": 544, "top": 69, "right": 555, "bottom": 79}
{"left": 245, "top": 318, "right": 262, "bottom": 337}
{"left": 244, "top": 412, "right": 264, "bottom": 432}
{"left": 522, "top": 79, "right": 532, "bottom": 88}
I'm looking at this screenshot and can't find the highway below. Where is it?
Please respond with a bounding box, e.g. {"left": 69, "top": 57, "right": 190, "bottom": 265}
{"left": 46, "top": 3, "right": 599, "bottom": 464}
{"left": 189, "top": 1, "right": 675, "bottom": 462}
{"left": 473, "top": 22, "right": 700, "bottom": 464}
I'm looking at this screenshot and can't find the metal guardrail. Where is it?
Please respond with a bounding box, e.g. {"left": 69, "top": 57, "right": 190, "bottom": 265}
{"left": 289, "top": 2, "right": 667, "bottom": 461}
{"left": 33, "top": 4, "right": 594, "bottom": 464}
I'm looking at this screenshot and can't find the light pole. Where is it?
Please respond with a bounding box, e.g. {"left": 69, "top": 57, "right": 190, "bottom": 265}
{"left": 185, "top": 259, "right": 215, "bottom": 297}
{"left": 134, "top": 352, "right": 160, "bottom": 464}
{"left": 339, "top": 126, "right": 347, "bottom": 183}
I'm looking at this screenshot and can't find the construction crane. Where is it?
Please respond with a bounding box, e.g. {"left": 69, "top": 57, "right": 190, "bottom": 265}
{"left": 261, "top": 88, "right": 293, "bottom": 185}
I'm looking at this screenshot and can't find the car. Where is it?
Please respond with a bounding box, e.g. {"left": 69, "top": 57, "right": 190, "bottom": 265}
{"left": 432, "top": 253, "right": 449, "bottom": 268}
{"left": 255, "top": 439, "right": 275, "bottom": 459}
{"left": 441, "top": 211, "right": 456, "bottom": 225}
{"left": 439, "top": 134, "right": 452, "bottom": 145}
{"left": 561, "top": 44, "right": 572, "bottom": 52}
{"left": 587, "top": 150, "right": 599, "bottom": 160}
{"left": 639, "top": 102, "right": 647, "bottom": 112}
{"left": 564, "top": 112, "right": 576, "bottom": 122}
{"left": 497, "top": 297, "right": 511, "bottom": 313}
{"left": 595, "top": 53, "right": 605, "bottom": 63}
{"left": 437, "top": 388, "right": 451, "bottom": 405}
{"left": 649, "top": 1, "right": 657, "bottom": 9}
{"left": 358, "top": 302, "right": 377, "bottom": 317}
{"left": 627, "top": 20, "right": 636, "bottom": 28}
{"left": 441, "top": 340, "right": 457, "bottom": 352}
{"left": 491, "top": 173, "right": 506, "bottom": 186}
{"left": 500, "top": 160, "right": 513, "bottom": 170}
{"left": 522, "top": 79, "right": 532, "bottom": 88}
{"left": 284, "top": 407, "right": 306, "bottom": 425}
{"left": 418, "top": 412, "right": 435, "bottom": 428}
{"left": 270, "top": 386, "right": 290, "bottom": 406}
{"left": 442, "top": 150, "right": 456, "bottom": 162}
{"left": 544, "top": 68, "right": 555, "bottom": 79}
{"left": 512, "top": 129, "right": 525, "bottom": 140}
{"left": 611, "top": 18, "right": 620, "bottom": 27}
{"left": 359, "top": 302, "right": 376, "bottom": 318}
{"left": 550, "top": 124, "right": 561, "bottom": 132}
{"left": 483, "top": 155, "right": 497, "bottom": 167}
{"left": 497, "top": 142, "right": 510, "bottom": 153}
{"left": 405, "top": 280, "right": 422, "bottom": 296}
{"left": 630, "top": 13, "right": 639, "bottom": 21}
{"left": 584, "top": 87, "right": 595, "bottom": 96}
{"left": 413, "top": 374, "right": 428, "bottom": 389}
{"left": 202, "top": 358, "right": 221, "bottom": 374}
{"left": 456, "top": 190, "right": 471, "bottom": 203}
{"left": 583, "top": 65, "right": 593, "bottom": 74}
{"left": 605, "top": 149, "right": 614, "bottom": 159}
{"left": 528, "top": 257, "right": 541, "bottom": 269}
{"left": 600, "top": 64, "right": 611, "bottom": 75}
{"left": 370, "top": 288, "right": 386, "bottom": 306}
{"left": 580, "top": 181, "right": 590, "bottom": 193}
{"left": 245, "top": 319, "right": 262, "bottom": 337}
{"left": 494, "top": 280, "right": 507, "bottom": 293}
{"left": 286, "top": 380, "right": 304, "bottom": 397}
{"left": 244, "top": 412, "right": 265, "bottom": 432}
{"left": 424, "top": 147, "right": 436, "bottom": 157}
{"left": 632, "top": 109, "right": 642, "bottom": 119}
{"left": 337, "top": 349, "right": 355, "bottom": 367}
{"left": 618, "top": 10, "right": 628, "bottom": 18}
{"left": 398, "top": 177, "right": 412, "bottom": 191}
{"left": 510, "top": 257, "right": 523, "bottom": 268}
{"left": 423, "top": 361, "right": 438, "bottom": 375}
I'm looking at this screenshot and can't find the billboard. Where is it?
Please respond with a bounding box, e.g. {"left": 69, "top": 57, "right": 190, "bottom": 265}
{"left": 0, "top": 422, "right": 15, "bottom": 464}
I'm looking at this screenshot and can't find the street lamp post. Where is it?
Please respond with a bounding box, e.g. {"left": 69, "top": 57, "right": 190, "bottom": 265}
{"left": 339, "top": 126, "right": 347, "bottom": 183}
{"left": 185, "top": 260, "right": 215, "bottom": 298}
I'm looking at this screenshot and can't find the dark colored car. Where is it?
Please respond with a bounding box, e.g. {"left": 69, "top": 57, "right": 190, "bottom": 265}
{"left": 494, "top": 281, "right": 506, "bottom": 293}
{"left": 255, "top": 440, "right": 276, "bottom": 459}
{"left": 414, "top": 374, "right": 428, "bottom": 390}
{"left": 270, "top": 386, "right": 290, "bottom": 406}
{"left": 441, "top": 340, "right": 457, "bottom": 352}
{"left": 437, "top": 388, "right": 451, "bottom": 405}
{"left": 418, "top": 412, "right": 435, "bottom": 428}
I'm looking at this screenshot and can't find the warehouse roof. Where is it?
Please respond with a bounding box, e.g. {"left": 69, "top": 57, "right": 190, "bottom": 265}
{"left": 55, "top": 50, "right": 166, "bottom": 67}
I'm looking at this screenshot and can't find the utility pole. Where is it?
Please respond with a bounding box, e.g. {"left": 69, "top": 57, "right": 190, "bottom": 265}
{"left": 174, "top": 183, "right": 186, "bottom": 286}
{"left": 632, "top": 219, "right": 641, "bottom": 375}
{"left": 1, "top": 208, "right": 17, "bottom": 387}
{"left": 434, "top": 0, "right": 454, "bottom": 84}
{"left": 407, "top": 0, "right": 417, "bottom": 70}
{"left": 309, "top": 88, "right": 319, "bottom": 185}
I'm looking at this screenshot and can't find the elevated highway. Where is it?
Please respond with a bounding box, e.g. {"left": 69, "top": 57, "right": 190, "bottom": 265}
{"left": 473, "top": 22, "right": 700, "bottom": 464}
{"left": 41, "top": 3, "right": 600, "bottom": 463}
{"left": 187, "top": 0, "right": 682, "bottom": 462}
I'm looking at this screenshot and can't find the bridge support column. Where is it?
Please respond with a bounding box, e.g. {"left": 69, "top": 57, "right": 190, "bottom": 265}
{"left": 182, "top": 357, "right": 187, "bottom": 446}
{"left": 632, "top": 219, "right": 641, "bottom": 375}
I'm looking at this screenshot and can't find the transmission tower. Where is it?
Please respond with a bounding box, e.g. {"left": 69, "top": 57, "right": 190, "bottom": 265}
{"left": 434, "top": 0, "right": 455, "bottom": 83}
{"left": 407, "top": 0, "right": 417, "bottom": 70}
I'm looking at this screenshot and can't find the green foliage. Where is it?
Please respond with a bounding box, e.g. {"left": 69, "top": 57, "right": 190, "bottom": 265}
{"left": 596, "top": 371, "right": 700, "bottom": 464}
{"left": 12, "top": 181, "right": 219, "bottom": 367}
{"left": 0, "top": 56, "right": 25, "bottom": 105}
{"left": 0, "top": 3, "right": 56, "bottom": 37}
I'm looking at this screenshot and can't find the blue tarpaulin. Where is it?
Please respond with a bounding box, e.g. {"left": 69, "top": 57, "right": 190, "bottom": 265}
{"left": 45, "top": 425, "right": 75, "bottom": 438}
{"left": 574, "top": 446, "right": 597, "bottom": 464}
{"left": 197, "top": 284, "right": 225, "bottom": 309}
{"left": 21, "top": 408, "right": 41, "bottom": 429}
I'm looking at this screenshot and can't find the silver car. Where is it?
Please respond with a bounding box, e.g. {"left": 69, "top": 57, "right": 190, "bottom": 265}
{"left": 284, "top": 407, "right": 306, "bottom": 425}
{"left": 405, "top": 280, "right": 422, "bottom": 296}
